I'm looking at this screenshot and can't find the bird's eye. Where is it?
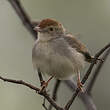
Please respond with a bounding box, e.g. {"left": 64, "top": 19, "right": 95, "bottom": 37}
{"left": 49, "top": 27, "right": 54, "bottom": 31}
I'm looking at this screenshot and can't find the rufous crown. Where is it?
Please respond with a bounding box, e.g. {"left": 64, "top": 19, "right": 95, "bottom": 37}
{"left": 38, "top": 18, "right": 61, "bottom": 29}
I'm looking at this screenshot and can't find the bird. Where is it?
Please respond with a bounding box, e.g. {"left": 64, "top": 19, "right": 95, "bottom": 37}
{"left": 32, "top": 18, "right": 95, "bottom": 92}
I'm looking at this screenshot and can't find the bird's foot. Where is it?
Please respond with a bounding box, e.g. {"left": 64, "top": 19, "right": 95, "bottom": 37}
{"left": 77, "top": 80, "right": 84, "bottom": 92}
{"left": 38, "top": 75, "right": 54, "bottom": 93}
{"left": 38, "top": 80, "right": 48, "bottom": 93}
{"left": 91, "top": 56, "right": 104, "bottom": 64}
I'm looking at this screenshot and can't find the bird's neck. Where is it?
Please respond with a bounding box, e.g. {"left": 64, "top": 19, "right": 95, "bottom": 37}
{"left": 37, "top": 32, "right": 52, "bottom": 43}
{"left": 37, "top": 32, "right": 62, "bottom": 43}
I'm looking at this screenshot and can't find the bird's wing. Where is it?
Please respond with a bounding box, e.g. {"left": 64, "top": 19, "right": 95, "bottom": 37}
{"left": 63, "top": 33, "right": 93, "bottom": 63}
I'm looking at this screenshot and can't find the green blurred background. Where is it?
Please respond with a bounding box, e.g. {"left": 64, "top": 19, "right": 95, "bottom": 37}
{"left": 0, "top": 0, "right": 110, "bottom": 110}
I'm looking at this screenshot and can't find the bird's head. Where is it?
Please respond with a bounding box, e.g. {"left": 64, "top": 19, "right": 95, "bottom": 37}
{"left": 34, "top": 19, "right": 65, "bottom": 37}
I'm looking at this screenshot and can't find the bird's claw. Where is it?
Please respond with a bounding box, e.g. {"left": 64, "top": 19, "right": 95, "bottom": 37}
{"left": 77, "top": 80, "right": 84, "bottom": 92}
{"left": 96, "top": 58, "right": 104, "bottom": 62}
{"left": 91, "top": 56, "right": 104, "bottom": 64}
{"left": 38, "top": 81, "right": 48, "bottom": 93}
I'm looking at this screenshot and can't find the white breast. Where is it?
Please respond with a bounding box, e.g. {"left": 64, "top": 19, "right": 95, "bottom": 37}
{"left": 32, "top": 38, "right": 85, "bottom": 80}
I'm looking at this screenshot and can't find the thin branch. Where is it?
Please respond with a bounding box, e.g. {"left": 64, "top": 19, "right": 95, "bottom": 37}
{"left": 41, "top": 91, "right": 63, "bottom": 110}
{"left": 51, "top": 80, "right": 61, "bottom": 101}
{"left": 82, "top": 43, "right": 110, "bottom": 85}
{"left": 48, "top": 80, "right": 61, "bottom": 110}
{"left": 8, "top": 0, "right": 37, "bottom": 39}
{"left": 64, "top": 43, "right": 110, "bottom": 110}
{"left": 65, "top": 80, "right": 97, "bottom": 110}
{"left": 42, "top": 98, "right": 48, "bottom": 110}
{"left": 38, "top": 68, "right": 44, "bottom": 86}
{"left": 0, "top": 75, "right": 63, "bottom": 110}
{"left": 87, "top": 48, "right": 110, "bottom": 94}
{"left": 0, "top": 76, "right": 40, "bottom": 91}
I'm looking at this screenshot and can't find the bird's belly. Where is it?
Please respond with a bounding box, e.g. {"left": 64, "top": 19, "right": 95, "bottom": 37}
{"left": 34, "top": 48, "right": 76, "bottom": 80}
{"left": 33, "top": 42, "right": 85, "bottom": 80}
{"left": 37, "top": 54, "right": 75, "bottom": 80}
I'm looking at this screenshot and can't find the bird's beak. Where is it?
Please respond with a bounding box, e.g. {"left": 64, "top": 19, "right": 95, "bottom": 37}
{"left": 33, "top": 26, "right": 42, "bottom": 32}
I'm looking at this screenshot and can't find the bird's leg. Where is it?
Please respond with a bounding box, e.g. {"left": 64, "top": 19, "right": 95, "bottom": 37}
{"left": 39, "top": 75, "right": 54, "bottom": 93}
{"left": 77, "top": 72, "right": 83, "bottom": 92}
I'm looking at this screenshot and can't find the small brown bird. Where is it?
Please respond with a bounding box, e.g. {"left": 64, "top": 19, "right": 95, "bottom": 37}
{"left": 32, "top": 18, "right": 94, "bottom": 91}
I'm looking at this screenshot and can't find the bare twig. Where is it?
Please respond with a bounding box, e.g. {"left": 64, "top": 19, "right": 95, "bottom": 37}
{"left": 65, "top": 80, "right": 97, "bottom": 110}
{"left": 0, "top": 75, "right": 63, "bottom": 110}
{"left": 48, "top": 80, "right": 61, "bottom": 110}
{"left": 87, "top": 48, "right": 110, "bottom": 94}
{"left": 64, "top": 43, "right": 110, "bottom": 110}
{"left": 0, "top": 76, "right": 40, "bottom": 91}
{"left": 38, "top": 68, "right": 44, "bottom": 86}
{"left": 82, "top": 43, "right": 110, "bottom": 85}
{"left": 8, "top": 0, "right": 37, "bottom": 39}
{"left": 41, "top": 92, "right": 63, "bottom": 110}
{"left": 51, "top": 80, "right": 61, "bottom": 101}
{"left": 42, "top": 98, "right": 48, "bottom": 110}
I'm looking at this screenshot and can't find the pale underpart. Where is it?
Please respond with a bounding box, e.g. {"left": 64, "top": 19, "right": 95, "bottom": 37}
{"left": 32, "top": 35, "right": 85, "bottom": 80}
